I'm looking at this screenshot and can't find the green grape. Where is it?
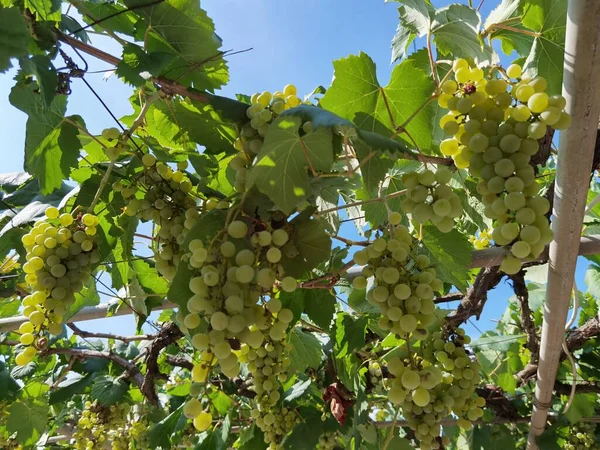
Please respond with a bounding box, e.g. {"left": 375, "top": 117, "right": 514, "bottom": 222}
{"left": 528, "top": 122, "right": 547, "bottom": 139}
{"left": 281, "top": 276, "right": 297, "bottom": 292}
{"left": 504, "top": 192, "right": 526, "bottom": 211}
{"left": 515, "top": 84, "right": 535, "bottom": 102}
{"left": 412, "top": 204, "right": 434, "bottom": 224}
{"left": 483, "top": 147, "right": 502, "bottom": 164}
{"left": 520, "top": 225, "right": 541, "bottom": 244}
{"left": 468, "top": 133, "right": 489, "bottom": 153}
{"left": 515, "top": 207, "right": 536, "bottom": 225}
{"left": 527, "top": 196, "right": 550, "bottom": 215}
{"left": 456, "top": 97, "right": 473, "bottom": 114}
{"left": 527, "top": 92, "right": 549, "bottom": 113}
{"left": 494, "top": 159, "right": 515, "bottom": 178}
{"left": 500, "top": 254, "right": 522, "bottom": 274}
{"left": 441, "top": 80, "right": 458, "bottom": 94}
{"left": 399, "top": 314, "right": 417, "bottom": 333}
{"left": 501, "top": 222, "right": 520, "bottom": 241}
{"left": 193, "top": 411, "right": 212, "bottom": 432}
{"left": 418, "top": 170, "right": 436, "bottom": 186}
{"left": 511, "top": 241, "right": 531, "bottom": 258}
{"left": 504, "top": 176, "right": 524, "bottom": 192}
{"left": 539, "top": 107, "right": 561, "bottom": 125}
{"left": 506, "top": 63, "right": 522, "bottom": 79}
{"left": 440, "top": 139, "right": 460, "bottom": 156}
{"left": 511, "top": 104, "right": 531, "bottom": 122}
{"left": 401, "top": 369, "right": 421, "bottom": 390}
{"left": 529, "top": 77, "right": 547, "bottom": 92}
{"left": 553, "top": 112, "right": 572, "bottom": 130}
{"left": 412, "top": 387, "right": 431, "bottom": 407}
{"left": 228, "top": 221, "right": 248, "bottom": 239}
{"left": 499, "top": 134, "right": 521, "bottom": 153}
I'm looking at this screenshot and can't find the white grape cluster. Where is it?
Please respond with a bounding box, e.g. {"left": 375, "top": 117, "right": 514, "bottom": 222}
{"left": 73, "top": 401, "right": 148, "bottom": 450}
{"left": 316, "top": 432, "right": 341, "bottom": 450}
{"left": 183, "top": 396, "right": 213, "bottom": 432}
{"left": 230, "top": 84, "right": 307, "bottom": 193}
{"left": 17, "top": 207, "right": 99, "bottom": 366}
{"left": 180, "top": 218, "right": 300, "bottom": 446}
{"left": 352, "top": 224, "right": 443, "bottom": 336}
{"left": 367, "top": 360, "right": 385, "bottom": 393}
{"left": 251, "top": 405, "right": 300, "bottom": 449}
{"left": 438, "top": 60, "right": 567, "bottom": 274}
{"left": 564, "top": 423, "right": 598, "bottom": 450}
{"left": 117, "top": 157, "right": 198, "bottom": 280}
{"left": 401, "top": 167, "right": 463, "bottom": 232}
{"left": 386, "top": 330, "right": 484, "bottom": 450}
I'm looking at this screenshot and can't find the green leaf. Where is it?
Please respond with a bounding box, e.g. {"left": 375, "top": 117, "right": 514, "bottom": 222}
{"left": 148, "top": 404, "right": 184, "bottom": 449}
{"left": 389, "top": 0, "right": 434, "bottom": 63}
{"left": 333, "top": 313, "right": 368, "bottom": 358}
{"left": 285, "top": 407, "right": 339, "bottom": 450}
{"left": 49, "top": 372, "right": 96, "bottom": 404}
{"left": 132, "top": 259, "right": 169, "bottom": 297}
{"left": 584, "top": 265, "right": 600, "bottom": 299}
{"left": 7, "top": 399, "right": 48, "bottom": 444}
{"left": 483, "top": 0, "right": 520, "bottom": 29}
{"left": 420, "top": 225, "right": 472, "bottom": 292}
{"left": 144, "top": 98, "right": 237, "bottom": 153}
{"left": 303, "top": 289, "right": 336, "bottom": 331}
{"left": 64, "top": 283, "right": 100, "bottom": 321}
{"left": 19, "top": 55, "right": 57, "bottom": 107}
{"left": 0, "top": 363, "right": 20, "bottom": 401}
{"left": 320, "top": 53, "right": 437, "bottom": 153}
{"left": 283, "top": 378, "right": 312, "bottom": 403}
{"left": 91, "top": 375, "right": 129, "bottom": 406}
{"left": 353, "top": 140, "right": 395, "bottom": 192}
{"left": 70, "top": 0, "right": 137, "bottom": 36}
{"left": 564, "top": 393, "right": 596, "bottom": 423}
{"left": 386, "top": 437, "right": 413, "bottom": 450}
{"left": 288, "top": 328, "right": 323, "bottom": 373}
{"left": 278, "top": 290, "right": 305, "bottom": 326}
{"left": 521, "top": 0, "right": 567, "bottom": 95}
{"left": 0, "top": 298, "right": 20, "bottom": 317}
{"left": 9, "top": 83, "right": 83, "bottom": 194}
{"left": 238, "top": 425, "right": 267, "bottom": 450}
{"left": 280, "top": 216, "right": 332, "bottom": 278}
{"left": 496, "top": 372, "right": 517, "bottom": 395}
{"left": 24, "top": 0, "right": 61, "bottom": 22}
{"left": 249, "top": 116, "right": 334, "bottom": 214}
{"left": 0, "top": 7, "right": 30, "bottom": 72}
{"left": 122, "top": 0, "right": 228, "bottom": 91}
{"left": 116, "top": 44, "right": 174, "bottom": 86}
{"left": 431, "top": 4, "right": 493, "bottom": 65}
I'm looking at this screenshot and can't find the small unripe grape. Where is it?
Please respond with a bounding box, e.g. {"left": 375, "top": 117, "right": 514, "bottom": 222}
{"left": 506, "top": 63, "right": 522, "bottom": 79}
{"left": 353, "top": 276, "right": 367, "bottom": 290}
{"left": 511, "top": 241, "right": 531, "bottom": 258}
{"left": 401, "top": 369, "right": 421, "bottom": 390}
{"left": 45, "top": 207, "right": 59, "bottom": 219}
{"left": 142, "top": 154, "right": 156, "bottom": 166}
{"left": 193, "top": 411, "right": 212, "bottom": 432}
{"left": 281, "top": 276, "right": 297, "bottom": 292}
{"left": 500, "top": 254, "right": 522, "bottom": 274}
{"left": 388, "top": 212, "right": 402, "bottom": 225}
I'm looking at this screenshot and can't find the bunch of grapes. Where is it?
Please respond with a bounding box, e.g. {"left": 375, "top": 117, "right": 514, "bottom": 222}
{"left": 468, "top": 228, "right": 493, "bottom": 250}
{"left": 385, "top": 330, "right": 483, "bottom": 450}
{"left": 183, "top": 396, "right": 213, "bottom": 432}
{"left": 401, "top": 168, "right": 463, "bottom": 232}
{"left": 73, "top": 401, "right": 143, "bottom": 450}
{"left": 352, "top": 223, "right": 443, "bottom": 336}
{"left": 17, "top": 207, "right": 99, "bottom": 366}
{"left": 101, "top": 127, "right": 131, "bottom": 161}
{"left": 230, "top": 84, "right": 308, "bottom": 193}
{"left": 367, "top": 360, "right": 385, "bottom": 393}
{"left": 438, "top": 59, "right": 568, "bottom": 274}
{"left": 180, "top": 217, "right": 303, "bottom": 446}
{"left": 316, "top": 432, "right": 342, "bottom": 450}
{"left": 251, "top": 405, "right": 300, "bottom": 449}
{"left": 564, "top": 423, "right": 599, "bottom": 450}
{"left": 118, "top": 157, "right": 198, "bottom": 280}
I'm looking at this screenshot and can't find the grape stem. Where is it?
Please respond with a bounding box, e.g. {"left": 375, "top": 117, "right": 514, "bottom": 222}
{"left": 381, "top": 408, "right": 400, "bottom": 450}
{"left": 315, "top": 190, "right": 407, "bottom": 216}
{"left": 89, "top": 91, "right": 159, "bottom": 211}
{"left": 329, "top": 234, "right": 369, "bottom": 247}
{"left": 426, "top": 31, "right": 440, "bottom": 87}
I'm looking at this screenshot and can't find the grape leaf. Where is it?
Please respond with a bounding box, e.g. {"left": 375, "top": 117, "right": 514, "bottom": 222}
{"left": 320, "top": 52, "right": 437, "bottom": 153}
{"left": 116, "top": 44, "right": 174, "bottom": 86}
{"left": 521, "top": 0, "right": 567, "bottom": 95}
{"left": 303, "top": 290, "right": 336, "bottom": 331}
{"left": 431, "top": 4, "right": 493, "bottom": 65}
{"left": 49, "top": 372, "right": 96, "bottom": 404}
{"left": 9, "top": 82, "right": 83, "bottom": 194}
{"left": 584, "top": 265, "right": 600, "bottom": 299}
{"left": 389, "top": 0, "right": 435, "bottom": 63}
{"left": 24, "top": 0, "right": 60, "bottom": 22}
{"left": 564, "top": 393, "right": 596, "bottom": 423}
{"left": 283, "top": 378, "right": 312, "bottom": 403}
{"left": 249, "top": 116, "right": 334, "bottom": 214}
{"left": 144, "top": 98, "right": 237, "bottom": 153}
{"left": 288, "top": 328, "right": 323, "bottom": 373}
{"left": 7, "top": 399, "right": 48, "bottom": 444}
{"left": 333, "top": 313, "right": 368, "bottom": 359}
{"left": 148, "top": 403, "right": 185, "bottom": 449}
{"left": 19, "top": 55, "right": 57, "bottom": 107}
{"left": 64, "top": 283, "right": 100, "bottom": 321}
{"left": 91, "top": 375, "right": 129, "bottom": 406}
{"left": 122, "top": 0, "right": 228, "bottom": 92}
{"left": 281, "top": 216, "right": 332, "bottom": 278}
{"left": 69, "top": 0, "right": 138, "bottom": 36}
{"left": 0, "top": 7, "right": 30, "bottom": 72}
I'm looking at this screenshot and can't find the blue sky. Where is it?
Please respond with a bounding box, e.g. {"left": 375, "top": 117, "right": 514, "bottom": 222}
{"left": 0, "top": 0, "right": 591, "bottom": 337}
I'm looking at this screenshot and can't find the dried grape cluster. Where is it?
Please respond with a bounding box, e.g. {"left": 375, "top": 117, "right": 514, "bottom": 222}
{"left": 17, "top": 207, "right": 99, "bottom": 366}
